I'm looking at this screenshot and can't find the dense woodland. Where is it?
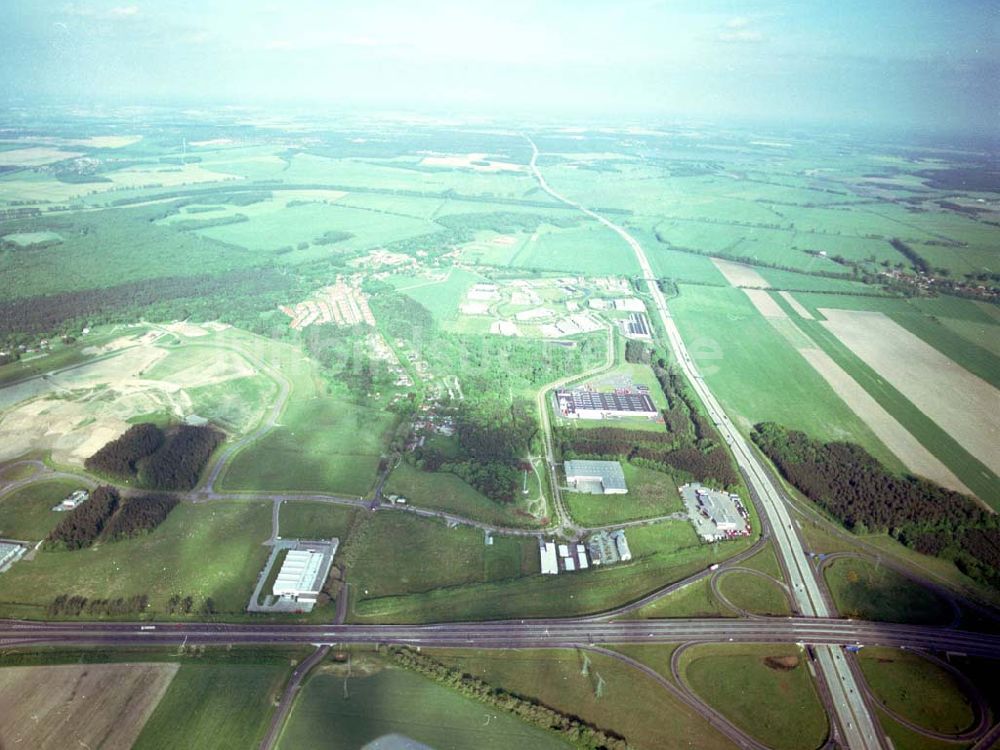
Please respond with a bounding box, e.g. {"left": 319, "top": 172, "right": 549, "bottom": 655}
{"left": 46, "top": 485, "right": 120, "bottom": 550}
{"left": 86, "top": 422, "right": 223, "bottom": 491}
{"left": 104, "top": 494, "right": 180, "bottom": 540}
{"left": 390, "top": 647, "right": 629, "bottom": 750}
{"left": 752, "top": 422, "right": 1000, "bottom": 588}
{"left": 412, "top": 399, "right": 538, "bottom": 503}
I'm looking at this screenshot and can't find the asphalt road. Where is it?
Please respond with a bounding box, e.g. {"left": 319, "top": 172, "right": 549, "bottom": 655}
{"left": 526, "top": 137, "right": 884, "bottom": 750}
{"left": 2, "top": 618, "right": 999, "bottom": 657}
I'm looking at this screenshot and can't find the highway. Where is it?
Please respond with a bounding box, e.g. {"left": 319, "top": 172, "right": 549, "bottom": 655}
{"left": 2, "top": 618, "right": 999, "bottom": 657}
{"left": 526, "top": 136, "right": 884, "bottom": 750}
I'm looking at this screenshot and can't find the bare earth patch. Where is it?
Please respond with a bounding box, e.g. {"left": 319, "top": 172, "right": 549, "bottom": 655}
{"left": 821, "top": 309, "right": 1000, "bottom": 476}
{"left": 0, "top": 663, "right": 178, "bottom": 750}
{"left": 778, "top": 291, "right": 814, "bottom": 320}
{"left": 0, "top": 147, "right": 83, "bottom": 167}
{"left": 712, "top": 258, "right": 771, "bottom": 288}
{"left": 742, "top": 288, "right": 786, "bottom": 318}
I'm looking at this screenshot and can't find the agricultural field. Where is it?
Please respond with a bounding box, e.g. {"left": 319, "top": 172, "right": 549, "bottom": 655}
{"left": 135, "top": 663, "right": 291, "bottom": 750}
{"left": 563, "top": 462, "right": 683, "bottom": 526}
{"left": 277, "top": 501, "right": 358, "bottom": 540}
{"left": 670, "top": 284, "right": 903, "bottom": 468}
{"left": 0, "top": 663, "right": 177, "bottom": 750}
{"left": 0, "top": 501, "right": 272, "bottom": 619}
{"left": 278, "top": 660, "right": 569, "bottom": 750}
{"left": 430, "top": 647, "right": 735, "bottom": 750}
{"left": 677, "top": 643, "right": 828, "bottom": 750}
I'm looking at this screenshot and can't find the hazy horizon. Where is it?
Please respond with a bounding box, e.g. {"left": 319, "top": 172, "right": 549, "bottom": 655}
{"left": 1, "top": 1, "right": 996, "bottom": 139}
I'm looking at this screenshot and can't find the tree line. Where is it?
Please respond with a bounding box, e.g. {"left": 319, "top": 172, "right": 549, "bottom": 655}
{"left": 86, "top": 422, "right": 223, "bottom": 491}
{"left": 752, "top": 422, "right": 999, "bottom": 588}
{"left": 390, "top": 647, "right": 631, "bottom": 750}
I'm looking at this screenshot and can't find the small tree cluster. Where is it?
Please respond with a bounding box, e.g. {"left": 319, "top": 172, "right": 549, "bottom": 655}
{"left": 46, "top": 485, "right": 120, "bottom": 549}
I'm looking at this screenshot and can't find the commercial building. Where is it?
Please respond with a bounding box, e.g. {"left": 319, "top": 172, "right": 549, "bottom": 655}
{"left": 555, "top": 389, "right": 658, "bottom": 421}
{"left": 565, "top": 459, "right": 628, "bottom": 495}
{"left": 679, "top": 483, "right": 751, "bottom": 542}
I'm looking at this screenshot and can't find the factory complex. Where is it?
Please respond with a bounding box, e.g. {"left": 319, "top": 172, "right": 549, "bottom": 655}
{"left": 539, "top": 529, "right": 632, "bottom": 574}
{"left": 555, "top": 388, "right": 658, "bottom": 421}
{"left": 564, "top": 459, "right": 628, "bottom": 494}
{"left": 680, "top": 483, "right": 751, "bottom": 542}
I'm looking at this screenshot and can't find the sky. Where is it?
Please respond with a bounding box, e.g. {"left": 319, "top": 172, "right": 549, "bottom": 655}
{"left": 0, "top": 0, "right": 996, "bottom": 135}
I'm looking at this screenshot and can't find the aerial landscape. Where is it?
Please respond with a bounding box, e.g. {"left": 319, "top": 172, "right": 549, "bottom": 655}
{"left": 0, "top": 1, "right": 997, "bottom": 749}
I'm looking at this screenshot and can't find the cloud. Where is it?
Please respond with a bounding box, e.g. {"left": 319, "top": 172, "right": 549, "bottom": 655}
{"left": 725, "top": 17, "right": 751, "bottom": 29}
{"left": 61, "top": 3, "right": 139, "bottom": 20}
{"left": 110, "top": 5, "right": 139, "bottom": 17}
{"left": 718, "top": 29, "right": 763, "bottom": 43}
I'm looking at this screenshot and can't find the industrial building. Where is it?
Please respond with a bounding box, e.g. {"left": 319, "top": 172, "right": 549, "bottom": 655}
{"left": 586, "top": 529, "right": 632, "bottom": 566}
{"left": 539, "top": 539, "right": 591, "bottom": 574}
{"left": 565, "top": 459, "right": 628, "bottom": 495}
{"left": 622, "top": 312, "right": 652, "bottom": 338}
{"left": 555, "top": 388, "right": 658, "bottom": 421}
{"left": 0, "top": 542, "right": 26, "bottom": 572}
{"left": 249, "top": 538, "right": 338, "bottom": 613}
{"left": 53, "top": 489, "right": 89, "bottom": 512}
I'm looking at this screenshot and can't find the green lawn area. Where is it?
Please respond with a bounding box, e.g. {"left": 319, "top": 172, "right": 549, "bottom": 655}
{"left": 384, "top": 461, "right": 541, "bottom": 528}
{"left": 680, "top": 644, "right": 828, "bottom": 750}
{"left": 278, "top": 501, "right": 358, "bottom": 539}
{"left": 387, "top": 267, "right": 486, "bottom": 323}
{"left": 134, "top": 663, "right": 290, "bottom": 750}
{"left": 0, "top": 479, "right": 85, "bottom": 540}
{"left": 278, "top": 662, "right": 569, "bottom": 750}
{"left": 221, "top": 398, "right": 395, "bottom": 496}
{"left": 0, "top": 501, "right": 271, "bottom": 618}
{"left": 564, "top": 463, "right": 683, "bottom": 526}
{"left": 349, "top": 512, "right": 537, "bottom": 599}
{"left": 352, "top": 520, "right": 753, "bottom": 622}
{"left": 432, "top": 647, "right": 735, "bottom": 750}
{"left": 823, "top": 557, "right": 953, "bottom": 624}
{"left": 858, "top": 648, "right": 976, "bottom": 736}
{"left": 716, "top": 570, "right": 791, "bottom": 616}
{"left": 670, "top": 284, "right": 902, "bottom": 469}
{"left": 511, "top": 222, "right": 641, "bottom": 276}
{"left": 635, "top": 577, "right": 730, "bottom": 619}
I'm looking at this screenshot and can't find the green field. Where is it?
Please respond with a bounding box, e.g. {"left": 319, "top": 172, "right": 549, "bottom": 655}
{"left": 278, "top": 662, "right": 569, "bottom": 750}
{"left": 353, "top": 520, "right": 751, "bottom": 622}
{"left": 563, "top": 462, "right": 683, "bottom": 526}
{"left": 511, "top": 222, "right": 641, "bottom": 275}
{"left": 388, "top": 267, "right": 486, "bottom": 322}
{"left": 431, "top": 648, "right": 735, "bottom": 750}
{"left": 716, "top": 570, "right": 791, "bottom": 616}
{"left": 349, "top": 512, "right": 537, "bottom": 599}
{"left": 221, "top": 398, "right": 394, "bottom": 496}
{"left": 135, "top": 663, "right": 290, "bottom": 750}
{"left": 384, "top": 461, "right": 541, "bottom": 528}
{"left": 0, "top": 479, "right": 86, "bottom": 540}
{"left": 857, "top": 648, "right": 976, "bottom": 736}
{"left": 278, "top": 501, "right": 358, "bottom": 539}
{"left": 670, "top": 284, "right": 903, "bottom": 468}
{"left": 680, "top": 644, "right": 828, "bottom": 750}
{"left": 635, "top": 577, "right": 730, "bottom": 619}
{"left": 823, "top": 557, "right": 953, "bottom": 624}
{"left": 0, "top": 501, "right": 271, "bottom": 618}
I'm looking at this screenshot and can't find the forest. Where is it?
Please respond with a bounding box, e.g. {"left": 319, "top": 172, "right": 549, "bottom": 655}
{"left": 86, "top": 422, "right": 224, "bottom": 491}
{"left": 752, "top": 422, "right": 1000, "bottom": 588}
{"left": 45, "top": 485, "right": 181, "bottom": 549}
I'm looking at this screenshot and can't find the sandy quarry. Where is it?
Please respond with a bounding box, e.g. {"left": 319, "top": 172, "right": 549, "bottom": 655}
{"left": 712, "top": 258, "right": 771, "bottom": 288}
{"left": 0, "top": 337, "right": 259, "bottom": 467}
{"left": 0, "top": 663, "right": 177, "bottom": 750}
{"left": 821, "top": 309, "right": 1000, "bottom": 476}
